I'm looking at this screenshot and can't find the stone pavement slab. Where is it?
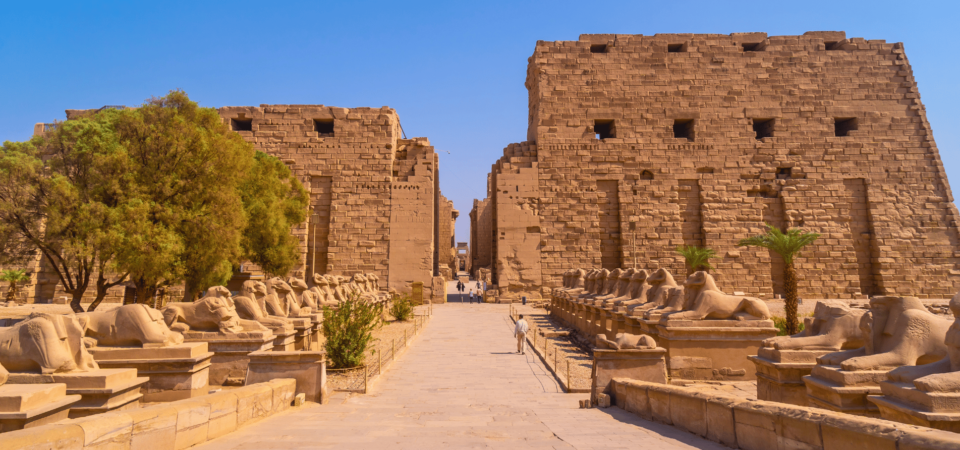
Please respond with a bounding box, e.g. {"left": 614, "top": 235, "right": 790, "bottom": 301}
{"left": 194, "top": 303, "right": 723, "bottom": 449}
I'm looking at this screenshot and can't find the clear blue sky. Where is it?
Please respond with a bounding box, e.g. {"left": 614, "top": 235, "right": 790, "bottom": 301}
{"left": 1, "top": 1, "right": 957, "bottom": 244}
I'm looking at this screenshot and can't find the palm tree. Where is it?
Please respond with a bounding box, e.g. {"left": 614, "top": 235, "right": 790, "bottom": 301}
{"left": 738, "top": 223, "right": 820, "bottom": 335}
{"left": 676, "top": 245, "right": 717, "bottom": 276}
{"left": 0, "top": 269, "right": 31, "bottom": 304}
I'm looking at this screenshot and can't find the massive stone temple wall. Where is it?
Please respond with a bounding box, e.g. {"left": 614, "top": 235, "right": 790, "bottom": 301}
{"left": 473, "top": 31, "right": 960, "bottom": 300}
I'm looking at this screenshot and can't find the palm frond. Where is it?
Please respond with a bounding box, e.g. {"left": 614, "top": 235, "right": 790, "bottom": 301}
{"left": 737, "top": 223, "right": 820, "bottom": 264}
{"left": 676, "top": 245, "right": 717, "bottom": 271}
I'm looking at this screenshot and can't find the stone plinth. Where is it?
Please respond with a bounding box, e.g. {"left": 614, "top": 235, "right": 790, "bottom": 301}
{"left": 749, "top": 347, "right": 833, "bottom": 406}
{"left": 246, "top": 350, "right": 327, "bottom": 404}
{"left": 868, "top": 381, "right": 960, "bottom": 431}
{"left": 181, "top": 329, "right": 274, "bottom": 385}
{"left": 0, "top": 384, "right": 80, "bottom": 432}
{"left": 591, "top": 348, "right": 667, "bottom": 405}
{"left": 656, "top": 319, "right": 777, "bottom": 381}
{"left": 88, "top": 342, "right": 213, "bottom": 394}
{"left": 803, "top": 365, "right": 887, "bottom": 417}
{"left": 8, "top": 368, "right": 148, "bottom": 418}
{"left": 270, "top": 323, "right": 297, "bottom": 352}
{"left": 288, "top": 317, "right": 316, "bottom": 351}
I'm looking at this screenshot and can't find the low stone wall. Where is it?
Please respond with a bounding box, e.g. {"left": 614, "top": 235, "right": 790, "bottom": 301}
{"left": 610, "top": 378, "right": 960, "bottom": 450}
{"left": 0, "top": 378, "right": 297, "bottom": 450}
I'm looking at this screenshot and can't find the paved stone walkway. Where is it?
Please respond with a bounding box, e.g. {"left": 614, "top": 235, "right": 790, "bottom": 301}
{"left": 195, "top": 302, "right": 723, "bottom": 449}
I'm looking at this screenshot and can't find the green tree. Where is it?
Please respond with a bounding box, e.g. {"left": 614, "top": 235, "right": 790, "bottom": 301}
{"left": 0, "top": 269, "right": 30, "bottom": 303}
{"left": 323, "top": 292, "right": 384, "bottom": 368}
{"left": 110, "top": 90, "right": 253, "bottom": 303}
{"left": 676, "top": 245, "right": 716, "bottom": 276}
{"left": 738, "top": 223, "right": 820, "bottom": 335}
{"left": 0, "top": 115, "right": 130, "bottom": 312}
{"left": 238, "top": 151, "right": 309, "bottom": 278}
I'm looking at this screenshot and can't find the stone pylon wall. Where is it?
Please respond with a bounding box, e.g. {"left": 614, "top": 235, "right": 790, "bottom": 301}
{"left": 218, "top": 106, "right": 441, "bottom": 294}
{"left": 476, "top": 31, "right": 960, "bottom": 300}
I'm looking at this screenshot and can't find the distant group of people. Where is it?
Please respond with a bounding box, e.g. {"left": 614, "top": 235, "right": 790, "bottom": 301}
{"left": 455, "top": 280, "right": 483, "bottom": 303}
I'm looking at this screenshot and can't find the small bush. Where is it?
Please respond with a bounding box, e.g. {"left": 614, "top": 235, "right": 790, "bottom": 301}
{"left": 390, "top": 294, "right": 413, "bottom": 322}
{"left": 772, "top": 315, "right": 807, "bottom": 336}
{"left": 323, "top": 292, "right": 383, "bottom": 368}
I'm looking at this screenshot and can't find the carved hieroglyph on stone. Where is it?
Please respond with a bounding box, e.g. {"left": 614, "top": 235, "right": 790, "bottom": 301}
{"left": 804, "top": 296, "right": 951, "bottom": 416}
{"left": 869, "top": 292, "right": 960, "bottom": 430}
{"left": 79, "top": 304, "right": 184, "bottom": 347}
{"left": 750, "top": 300, "right": 867, "bottom": 406}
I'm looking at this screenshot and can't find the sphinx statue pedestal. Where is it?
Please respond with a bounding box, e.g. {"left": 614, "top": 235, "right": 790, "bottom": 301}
{"left": 656, "top": 319, "right": 777, "bottom": 381}
{"left": 637, "top": 310, "right": 666, "bottom": 341}
{"left": 868, "top": 382, "right": 960, "bottom": 431}
{"left": 591, "top": 348, "right": 667, "bottom": 405}
{"left": 269, "top": 323, "right": 297, "bottom": 352}
{"left": 8, "top": 368, "right": 148, "bottom": 418}
{"left": 0, "top": 384, "right": 80, "bottom": 432}
{"left": 87, "top": 342, "right": 213, "bottom": 395}
{"left": 802, "top": 365, "right": 886, "bottom": 417}
{"left": 288, "top": 316, "right": 321, "bottom": 351}
{"left": 181, "top": 329, "right": 274, "bottom": 386}
{"left": 749, "top": 348, "right": 831, "bottom": 406}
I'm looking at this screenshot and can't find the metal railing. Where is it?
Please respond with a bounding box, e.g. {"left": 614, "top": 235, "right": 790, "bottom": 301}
{"left": 510, "top": 305, "right": 591, "bottom": 393}
{"left": 327, "top": 310, "right": 432, "bottom": 393}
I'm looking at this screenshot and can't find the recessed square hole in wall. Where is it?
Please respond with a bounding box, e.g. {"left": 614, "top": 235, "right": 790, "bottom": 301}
{"left": 667, "top": 43, "right": 685, "bottom": 53}
{"left": 777, "top": 168, "right": 792, "bottom": 179}
{"left": 825, "top": 41, "right": 842, "bottom": 50}
{"left": 673, "top": 119, "right": 694, "bottom": 140}
{"left": 752, "top": 118, "right": 774, "bottom": 139}
{"left": 834, "top": 118, "right": 858, "bottom": 137}
{"left": 231, "top": 118, "right": 252, "bottom": 131}
{"left": 594, "top": 120, "right": 615, "bottom": 140}
{"left": 696, "top": 167, "right": 715, "bottom": 174}
{"left": 640, "top": 170, "right": 654, "bottom": 180}
{"left": 590, "top": 44, "right": 608, "bottom": 53}
{"left": 314, "top": 119, "right": 334, "bottom": 136}
{"left": 741, "top": 43, "right": 762, "bottom": 52}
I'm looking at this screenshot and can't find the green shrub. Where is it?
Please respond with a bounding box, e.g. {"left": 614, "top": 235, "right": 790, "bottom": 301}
{"left": 389, "top": 294, "right": 413, "bottom": 322}
{"left": 772, "top": 315, "right": 807, "bottom": 336}
{"left": 322, "top": 292, "right": 383, "bottom": 368}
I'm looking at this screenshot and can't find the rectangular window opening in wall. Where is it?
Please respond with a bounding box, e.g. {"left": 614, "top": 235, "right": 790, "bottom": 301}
{"left": 590, "top": 44, "right": 608, "bottom": 53}
{"left": 667, "top": 43, "right": 685, "bottom": 53}
{"left": 752, "top": 118, "right": 774, "bottom": 140}
{"left": 231, "top": 118, "right": 252, "bottom": 132}
{"left": 834, "top": 118, "right": 858, "bottom": 137}
{"left": 777, "top": 168, "right": 792, "bottom": 179}
{"left": 825, "top": 41, "right": 842, "bottom": 50}
{"left": 741, "top": 43, "right": 762, "bottom": 52}
{"left": 595, "top": 120, "right": 615, "bottom": 140}
{"left": 673, "top": 119, "right": 694, "bottom": 140}
{"left": 314, "top": 119, "right": 334, "bottom": 136}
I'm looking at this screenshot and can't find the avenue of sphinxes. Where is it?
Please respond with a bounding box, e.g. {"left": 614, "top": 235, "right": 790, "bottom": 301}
{"left": 4, "top": 24, "right": 960, "bottom": 450}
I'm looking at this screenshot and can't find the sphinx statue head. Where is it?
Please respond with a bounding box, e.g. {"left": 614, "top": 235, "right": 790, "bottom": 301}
{"left": 80, "top": 304, "right": 184, "bottom": 347}
{"left": 240, "top": 280, "right": 268, "bottom": 299}
{"left": 0, "top": 313, "right": 99, "bottom": 377}
{"left": 163, "top": 294, "right": 266, "bottom": 334}
{"left": 287, "top": 277, "right": 308, "bottom": 295}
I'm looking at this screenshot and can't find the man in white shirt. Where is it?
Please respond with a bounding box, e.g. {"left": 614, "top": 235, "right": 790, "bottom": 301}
{"left": 514, "top": 314, "right": 529, "bottom": 355}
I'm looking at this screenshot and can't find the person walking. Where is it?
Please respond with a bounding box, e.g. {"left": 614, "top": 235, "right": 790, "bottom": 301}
{"left": 476, "top": 281, "right": 481, "bottom": 291}
{"left": 514, "top": 314, "right": 529, "bottom": 355}
{"left": 468, "top": 289, "right": 474, "bottom": 303}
